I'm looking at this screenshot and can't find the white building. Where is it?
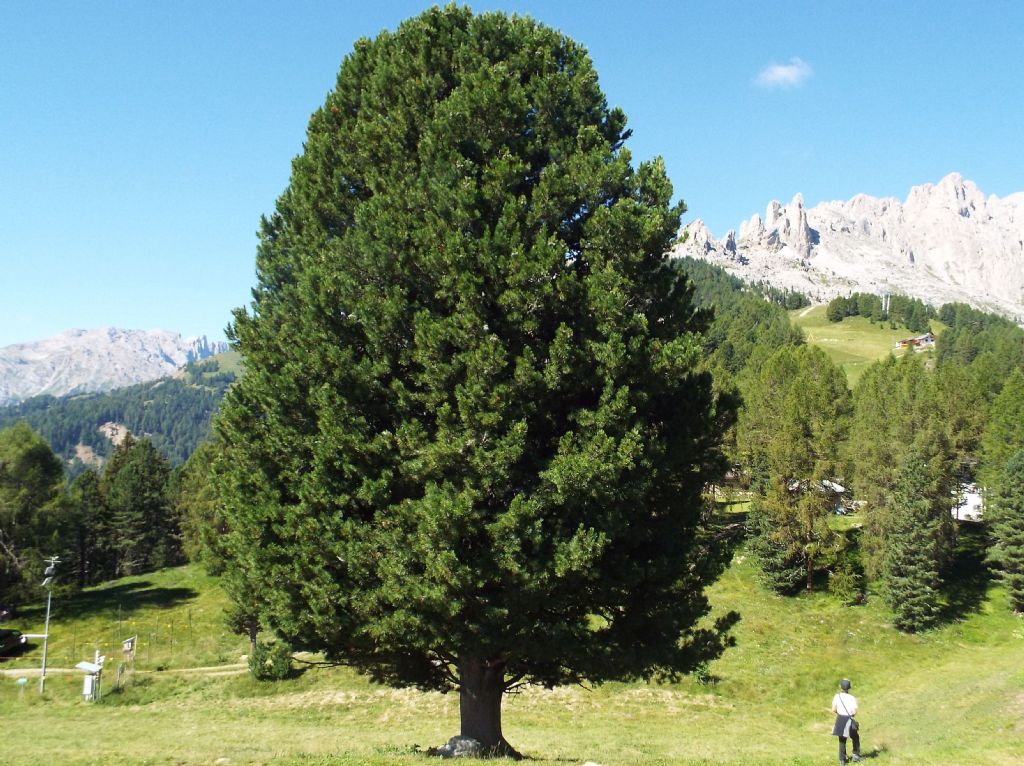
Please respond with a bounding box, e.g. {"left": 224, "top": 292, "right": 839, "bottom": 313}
{"left": 953, "top": 483, "right": 983, "bottom": 521}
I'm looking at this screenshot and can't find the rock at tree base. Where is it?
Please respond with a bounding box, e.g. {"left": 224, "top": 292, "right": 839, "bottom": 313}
{"left": 429, "top": 736, "right": 483, "bottom": 758}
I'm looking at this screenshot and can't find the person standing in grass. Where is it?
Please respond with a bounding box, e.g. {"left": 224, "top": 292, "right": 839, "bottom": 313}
{"left": 831, "top": 678, "right": 861, "bottom": 764}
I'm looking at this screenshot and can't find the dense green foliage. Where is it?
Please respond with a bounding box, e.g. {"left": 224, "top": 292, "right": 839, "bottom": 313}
{"left": 987, "top": 451, "right": 1024, "bottom": 611}
{"left": 0, "top": 358, "right": 235, "bottom": 470}
{"left": 847, "top": 355, "right": 956, "bottom": 580}
{"left": 882, "top": 450, "right": 946, "bottom": 632}
{"left": 936, "top": 302, "right": 1024, "bottom": 379}
{"left": 750, "top": 281, "right": 810, "bottom": 310}
{"left": 978, "top": 369, "right": 1024, "bottom": 490}
{"left": 216, "top": 7, "right": 736, "bottom": 750}
{"left": 248, "top": 639, "right": 293, "bottom": 680}
{"left": 66, "top": 468, "right": 112, "bottom": 586}
{"left": 102, "top": 435, "right": 179, "bottom": 575}
{"left": 736, "top": 346, "right": 850, "bottom": 592}
{"left": 0, "top": 421, "right": 193, "bottom": 604}
{"left": 171, "top": 442, "right": 225, "bottom": 574}
{"left": 673, "top": 256, "right": 804, "bottom": 379}
{"left": 826, "top": 292, "right": 934, "bottom": 331}
{"left": 64, "top": 435, "right": 185, "bottom": 586}
{"left": 0, "top": 423, "right": 67, "bottom": 603}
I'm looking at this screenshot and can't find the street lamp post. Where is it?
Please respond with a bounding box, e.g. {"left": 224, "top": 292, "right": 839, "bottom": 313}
{"left": 38, "top": 555, "right": 59, "bottom": 695}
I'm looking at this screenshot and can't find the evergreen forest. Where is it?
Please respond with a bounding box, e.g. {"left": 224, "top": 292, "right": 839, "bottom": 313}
{"left": 0, "top": 357, "right": 235, "bottom": 471}
{"left": 2, "top": 259, "right": 1023, "bottom": 628}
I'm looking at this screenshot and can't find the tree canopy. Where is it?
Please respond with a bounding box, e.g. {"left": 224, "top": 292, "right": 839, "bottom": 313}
{"left": 979, "top": 369, "right": 1024, "bottom": 491}
{"left": 0, "top": 422, "right": 66, "bottom": 603}
{"left": 215, "top": 6, "right": 736, "bottom": 753}
{"left": 988, "top": 450, "right": 1024, "bottom": 612}
{"left": 736, "top": 345, "right": 850, "bottom": 592}
{"left": 883, "top": 449, "right": 945, "bottom": 632}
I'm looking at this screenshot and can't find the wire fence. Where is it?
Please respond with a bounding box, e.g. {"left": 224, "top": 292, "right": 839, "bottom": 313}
{"left": 3, "top": 606, "right": 247, "bottom": 670}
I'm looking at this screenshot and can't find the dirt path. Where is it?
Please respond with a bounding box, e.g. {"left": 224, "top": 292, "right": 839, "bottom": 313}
{"left": 798, "top": 304, "right": 819, "bottom": 318}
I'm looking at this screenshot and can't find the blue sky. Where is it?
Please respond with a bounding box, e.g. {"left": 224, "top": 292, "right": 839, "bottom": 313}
{"left": 2, "top": 1, "right": 1022, "bottom": 347}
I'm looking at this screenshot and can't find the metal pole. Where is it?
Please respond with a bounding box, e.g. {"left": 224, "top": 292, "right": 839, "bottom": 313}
{"left": 39, "top": 586, "right": 52, "bottom": 694}
{"left": 37, "top": 554, "right": 60, "bottom": 695}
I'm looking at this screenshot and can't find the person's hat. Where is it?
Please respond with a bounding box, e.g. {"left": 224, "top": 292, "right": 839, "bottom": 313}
{"left": 840, "top": 678, "right": 852, "bottom": 691}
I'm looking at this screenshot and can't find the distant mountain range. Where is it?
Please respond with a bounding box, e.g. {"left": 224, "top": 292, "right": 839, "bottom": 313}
{"left": 0, "top": 355, "right": 238, "bottom": 469}
{"left": 0, "top": 328, "right": 229, "bottom": 406}
{"left": 673, "top": 174, "right": 1024, "bottom": 320}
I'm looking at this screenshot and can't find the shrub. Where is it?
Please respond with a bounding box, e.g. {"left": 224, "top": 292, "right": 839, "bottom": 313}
{"left": 248, "top": 640, "right": 292, "bottom": 681}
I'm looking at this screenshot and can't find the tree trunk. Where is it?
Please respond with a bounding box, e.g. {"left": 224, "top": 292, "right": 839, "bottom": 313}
{"left": 806, "top": 553, "right": 814, "bottom": 593}
{"left": 458, "top": 656, "right": 519, "bottom": 758}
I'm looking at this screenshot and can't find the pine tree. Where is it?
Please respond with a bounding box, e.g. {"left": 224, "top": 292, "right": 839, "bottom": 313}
{"left": 849, "top": 354, "right": 953, "bottom": 578}
{"left": 746, "top": 499, "right": 810, "bottom": 594}
{"left": 933, "top": 362, "right": 986, "bottom": 479}
{"left": 987, "top": 450, "right": 1024, "bottom": 612}
{"left": 0, "top": 423, "right": 67, "bottom": 603}
{"left": 736, "top": 345, "right": 850, "bottom": 592}
{"left": 215, "top": 7, "right": 737, "bottom": 753}
{"left": 884, "top": 450, "right": 945, "bottom": 631}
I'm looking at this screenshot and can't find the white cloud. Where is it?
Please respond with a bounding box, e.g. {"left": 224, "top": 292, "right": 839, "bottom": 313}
{"left": 755, "top": 57, "right": 812, "bottom": 89}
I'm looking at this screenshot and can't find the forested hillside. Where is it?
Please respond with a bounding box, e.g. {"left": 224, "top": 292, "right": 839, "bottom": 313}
{"left": 4, "top": 256, "right": 1024, "bottom": 631}
{"left": 672, "top": 256, "right": 807, "bottom": 378}
{"left": 0, "top": 358, "right": 235, "bottom": 470}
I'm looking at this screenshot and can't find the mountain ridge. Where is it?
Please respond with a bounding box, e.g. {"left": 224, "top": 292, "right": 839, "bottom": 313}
{"left": 0, "top": 327, "right": 229, "bottom": 406}
{"left": 673, "top": 173, "right": 1024, "bottom": 320}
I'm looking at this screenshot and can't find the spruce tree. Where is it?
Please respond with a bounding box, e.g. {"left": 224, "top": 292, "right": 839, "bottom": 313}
{"left": 988, "top": 450, "right": 1024, "bottom": 612}
{"left": 979, "top": 369, "right": 1024, "bottom": 491}
{"left": 884, "top": 450, "right": 944, "bottom": 632}
{"left": 746, "top": 499, "right": 806, "bottom": 594}
{"left": 67, "top": 469, "right": 114, "bottom": 586}
{"left": 215, "top": 7, "right": 736, "bottom": 753}
{"left": 172, "top": 441, "right": 226, "bottom": 573}
{"left": 103, "top": 437, "right": 175, "bottom": 575}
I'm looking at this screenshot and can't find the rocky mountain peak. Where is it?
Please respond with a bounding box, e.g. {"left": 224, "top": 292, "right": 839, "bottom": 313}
{"left": 673, "top": 175, "right": 1024, "bottom": 321}
{"left": 0, "top": 328, "right": 229, "bottom": 406}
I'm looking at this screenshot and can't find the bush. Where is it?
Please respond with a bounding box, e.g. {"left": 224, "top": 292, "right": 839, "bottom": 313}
{"left": 248, "top": 640, "right": 292, "bottom": 681}
{"left": 828, "top": 559, "right": 865, "bottom": 605}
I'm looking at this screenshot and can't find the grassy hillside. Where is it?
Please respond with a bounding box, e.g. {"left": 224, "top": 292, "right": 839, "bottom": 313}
{"left": 209, "top": 349, "right": 244, "bottom": 378}
{"left": 2, "top": 543, "right": 1022, "bottom": 765}
{"left": 0, "top": 566, "right": 247, "bottom": 672}
{"left": 790, "top": 304, "right": 942, "bottom": 387}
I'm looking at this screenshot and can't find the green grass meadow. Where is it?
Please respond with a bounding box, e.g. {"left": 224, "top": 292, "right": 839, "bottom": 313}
{"left": 788, "top": 305, "right": 941, "bottom": 387}
{"left": 3, "top": 540, "right": 1023, "bottom": 766}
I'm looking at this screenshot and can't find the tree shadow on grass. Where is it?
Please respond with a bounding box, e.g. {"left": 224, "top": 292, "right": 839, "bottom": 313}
{"left": 0, "top": 639, "right": 32, "bottom": 662}
{"left": 858, "top": 743, "right": 888, "bottom": 759}
{"left": 939, "top": 520, "right": 992, "bottom": 623}
{"left": 712, "top": 503, "right": 750, "bottom": 554}
{"left": 18, "top": 581, "right": 199, "bottom": 623}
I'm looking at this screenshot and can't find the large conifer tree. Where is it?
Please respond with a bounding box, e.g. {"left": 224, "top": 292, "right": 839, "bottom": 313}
{"left": 215, "top": 7, "right": 735, "bottom": 753}
{"left": 736, "top": 345, "right": 850, "bottom": 593}
{"left": 849, "top": 354, "right": 955, "bottom": 579}
{"left": 67, "top": 468, "right": 114, "bottom": 586}
{"left": 103, "top": 436, "right": 175, "bottom": 575}
{"left": 988, "top": 450, "right": 1024, "bottom": 612}
{"left": 0, "top": 423, "right": 65, "bottom": 603}
{"left": 979, "top": 369, "right": 1024, "bottom": 491}
{"left": 883, "top": 450, "right": 946, "bottom": 632}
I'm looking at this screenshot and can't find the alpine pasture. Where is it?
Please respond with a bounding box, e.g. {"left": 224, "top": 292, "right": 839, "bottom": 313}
{"left": 2, "top": 542, "right": 1022, "bottom": 766}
